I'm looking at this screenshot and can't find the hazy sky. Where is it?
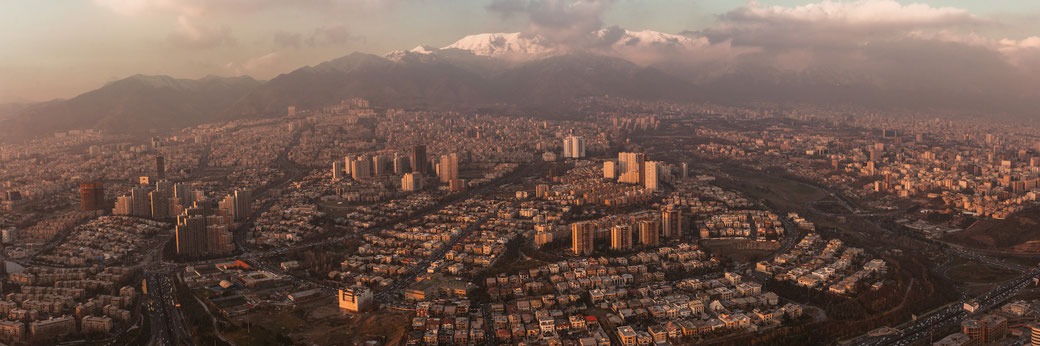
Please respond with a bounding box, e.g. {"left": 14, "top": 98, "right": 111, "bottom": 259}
{"left": 2, "top": 0, "right": 1040, "bottom": 103}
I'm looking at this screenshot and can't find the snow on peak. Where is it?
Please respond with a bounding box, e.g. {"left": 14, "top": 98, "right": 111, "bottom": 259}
{"left": 442, "top": 32, "right": 556, "bottom": 59}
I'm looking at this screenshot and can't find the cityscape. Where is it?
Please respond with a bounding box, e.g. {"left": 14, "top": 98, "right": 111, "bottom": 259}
{"left": 5, "top": 1, "right": 1040, "bottom": 346}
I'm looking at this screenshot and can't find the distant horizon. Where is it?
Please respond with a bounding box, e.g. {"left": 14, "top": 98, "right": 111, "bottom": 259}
{"left": 5, "top": 0, "right": 1040, "bottom": 103}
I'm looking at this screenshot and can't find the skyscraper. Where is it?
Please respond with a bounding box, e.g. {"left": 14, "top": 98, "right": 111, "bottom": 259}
{"left": 610, "top": 225, "right": 632, "bottom": 251}
{"left": 439, "top": 153, "right": 459, "bottom": 183}
{"left": 350, "top": 156, "right": 371, "bottom": 180}
{"left": 638, "top": 219, "right": 660, "bottom": 246}
{"left": 411, "top": 145, "right": 428, "bottom": 174}
{"left": 131, "top": 187, "right": 151, "bottom": 218}
{"left": 661, "top": 207, "right": 682, "bottom": 239}
{"left": 618, "top": 152, "right": 646, "bottom": 185}
{"left": 150, "top": 190, "right": 169, "bottom": 219}
{"left": 402, "top": 173, "right": 423, "bottom": 192}
{"left": 175, "top": 204, "right": 232, "bottom": 258}
{"left": 79, "top": 181, "right": 106, "bottom": 211}
{"left": 113, "top": 196, "right": 133, "bottom": 215}
{"left": 219, "top": 189, "right": 252, "bottom": 222}
{"left": 393, "top": 153, "right": 410, "bottom": 175}
{"left": 332, "top": 161, "right": 344, "bottom": 180}
{"left": 645, "top": 161, "right": 660, "bottom": 190}
{"left": 155, "top": 155, "right": 165, "bottom": 180}
{"left": 372, "top": 155, "right": 391, "bottom": 176}
{"left": 571, "top": 221, "right": 595, "bottom": 255}
{"left": 603, "top": 161, "right": 617, "bottom": 180}
{"left": 173, "top": 183, "right": 194, "bottom": 206}
{"left": 562, "top": 135, "right": 586, "bottom": 158}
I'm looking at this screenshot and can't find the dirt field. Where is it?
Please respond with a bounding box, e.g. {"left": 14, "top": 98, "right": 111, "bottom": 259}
{"left": 231, "top": 299, "right": 412, "bottom": 345}
{"left": 946, "top": 263, "right": 1020, "bottom": 284}
{"left": 944, "top": 207, "right": 1040, "bottom": 252}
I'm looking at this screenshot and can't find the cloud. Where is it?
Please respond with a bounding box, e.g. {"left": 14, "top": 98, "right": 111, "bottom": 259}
{"left": 167, "top": 16, "right": 236, "bottom": 49}
{"left": 92, "top": 0, "right": 341, "bottom": 17}
{"left": 701, "top": 0, "right": 984, "bottom": 50}
{"left": 225, "top": 51, "right": 289, "bottom": 77}
{"left": 487, "top": 0, "right": 614, "bottom": 48}
{"left": 273, "top": 31, "right": 303, "bottom": 48}
{"left": 307, "top": 24, "right": 361, "bottom": 46}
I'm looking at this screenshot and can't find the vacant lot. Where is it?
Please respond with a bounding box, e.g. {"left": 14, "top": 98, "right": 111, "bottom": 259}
{"left": 946, "top": 263, "right": 1020, "bottom": 284}
{"left": 233, "top": 302, "right": 411, "bottom": 346}
{"left": 944, "top": 207, "right": 1040, "bottom": 252}
{"left": 718, "top": 166, "right": 829, "bottom": 212}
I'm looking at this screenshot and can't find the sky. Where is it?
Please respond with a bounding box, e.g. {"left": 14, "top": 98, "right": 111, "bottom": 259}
{"left": 2, "top": 0, "right": 1040, "bottom": 103}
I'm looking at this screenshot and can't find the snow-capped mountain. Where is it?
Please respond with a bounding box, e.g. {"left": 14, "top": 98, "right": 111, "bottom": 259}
{"left": 442, "top": 32, "right": 556, "bottom": 59}
{"left": 437, "top": 30, "right": 705, "bottom": 60}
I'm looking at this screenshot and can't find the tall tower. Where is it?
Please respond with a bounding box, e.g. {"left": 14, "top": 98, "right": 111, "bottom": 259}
{"left": 610, "top": 225, "right": 632, "bottom": 251}
{"left": 131, "top": 187, "right": 151, "bottom": 218}
{"left": 411, "top": 145, "right": 428, "bottom": 174}
{"left": 176, "top": 203, "right": 233, "bottom": 258}
{"left": 571, "top": 222, "right": 595, "bottom": 255}
{"left": 176, "top": 206, "right": 208, "bottom": 257}
{"left": 661, "top": 207, "right": 682, "bottom": 238}
{"left": 645, "top": 161, "right": 660, "bottom": 190}
{"left": 155, "top": 155, "right": 165, "bottom": 180}
{"left": 79, "top": 181, "right": 106, "bottom": 211}
{"left": 439, "top": 153, "right": 459, "bottom": 183}
{"left": 150, "top": 190, "right": 169, "bottom": 219}
{"left": 638, "top": 219, "right": 660, "bottom": 246}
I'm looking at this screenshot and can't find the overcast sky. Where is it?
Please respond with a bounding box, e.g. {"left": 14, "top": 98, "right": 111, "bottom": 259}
{"left": 2, "top": 0, "right": 1040, "bottom": 103}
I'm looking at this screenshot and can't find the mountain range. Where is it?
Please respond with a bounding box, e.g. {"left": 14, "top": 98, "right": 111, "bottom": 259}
{"left": 2, "top": 30, "right": 1037, "bottom": 142}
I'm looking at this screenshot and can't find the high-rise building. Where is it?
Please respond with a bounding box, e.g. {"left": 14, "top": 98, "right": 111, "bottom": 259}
{"left": 535, "top": 184, "right": 549, "bottom": 198}
{"left": 645, "top": 161, "right": 660, "bottom": 190}
{"left": 205, "top": 208, "right": 233, "bottom": 255}
{"left": 219, "top": 189, "right": 252, "bottom": 222}
{"left": 175, "top": 206, "right": 208, "bottom": 257}
{"left": 603, "top": 161, "right": 617, "bottom": 180}
{"left": 372, "top": 155, "right": 391, "bottom": 175}
{"left": 661, "top": 207, "right": 682, "bottom": 238}
{"left": 439, "top": 153, "right": 459, "bottom": 183}
{"left": 681, "top": 162, "right": 689, "bottom": 179}
{"left": 79, "top": 181, "right": 106, "bottom": 211}
{"left": 393, "top": 153, "right": 410, "bottom": 175}
{"left": 173, "top": 183, "right": 193, "bottom": 204}
{"left": 156, "top": 180, "right": 173, "bottom": 194}
{"left": 332, "top": 161, "right": 345, "bottom": 180}
{"left": 618, "top": 152, "right": 646, "bottom": 185}
{"left": 402, "top": 173, "right": 423, "bottom": 192}
{"left": 563, "top": 136, "right": 585, "bottom": 158}
{"left": 571, "top": 221, "right": 595, "bottom": 255}
{"left": 150, "top": 190, "right": 169, "bottom": 219}
{"left": 449, "top": 179, "right": 466, "bottom": 193}
{"left": 175, "top": 203, "right": 233, "bottom": 258}
{"left": 610, "top": 225, "right": 632, "bottom": 251}
{"left": 350, "top": 156, "right": 371, "bottom": 180}
{"left": 131, "top": 187, "right": 151, "bottom": 218}
{"left": 155, "top": 155, "right": 165, "bottom": 180}
{"left": 638, "top": 219, "right": 660, "bottom": 246}
{"left": 113, "top": 196, "right": 133, "bottom": 215}
{"left": 411, "top": 145, "right": 428, "bottom": 174}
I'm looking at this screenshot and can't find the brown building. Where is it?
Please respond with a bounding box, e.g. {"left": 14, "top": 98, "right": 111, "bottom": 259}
{"left": 638, "top": 219, "right": 660, "bottom": 246}
{"left": 411, "top": 145, "right": 428, "bottom": 174}
{"left": 176, "top": 204, "right": 233, "bottom": 258}
{"left": 79, "top": 181, "right": 106, "bottom": 211}
{"left": 571, "top": 221, "right": 595, "bottom": 255}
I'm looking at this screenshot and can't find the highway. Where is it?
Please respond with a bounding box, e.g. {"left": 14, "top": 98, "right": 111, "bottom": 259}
{"left": 144, "top": 273, "right": 195, "bottom": 346}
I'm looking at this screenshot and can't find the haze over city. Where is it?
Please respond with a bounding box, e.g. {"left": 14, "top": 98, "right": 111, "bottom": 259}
{"left": 6, "top": 1, "right": 1040, "bottom": 346}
